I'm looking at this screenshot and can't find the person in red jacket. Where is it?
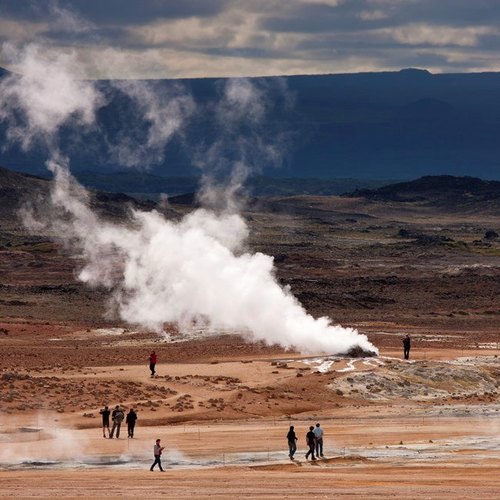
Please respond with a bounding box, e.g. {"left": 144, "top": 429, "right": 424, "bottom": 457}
{"left": 149, "top": 351, "right": 157, "bottom": 377}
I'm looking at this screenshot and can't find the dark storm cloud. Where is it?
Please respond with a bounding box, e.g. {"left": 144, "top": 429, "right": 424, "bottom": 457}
{"left": 198, "top": 46, "right": 290, "bottom": 60}
{"left": 262, "top": 2, "right": 363, "bottom": 34}
{"left": 1, "top": 0, "right": 499, "bottom": 77}
{"left": 41, "top": 26, "right": 130, "bottom": 48}
{"left": 261, "top": 1, "right": 500, "bottom": 34}
{"left": 478, "top": 34, "right": 500, "bottom": 51}
{"left": 295, "top": 33, "right": 399, "bottom": 52}
{"left": 0, "top": 1, "right": 42, "bottom": 21}
{"left": 0, "top": 0, "right": 229, "bottom": 25}
{"left": 396, "top": 0, "right": 500, "bottom": 28}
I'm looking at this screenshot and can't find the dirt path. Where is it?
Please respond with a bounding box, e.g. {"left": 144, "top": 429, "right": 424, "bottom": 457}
{"left": 1, "top": 464, "right": 499, "bottom": 498}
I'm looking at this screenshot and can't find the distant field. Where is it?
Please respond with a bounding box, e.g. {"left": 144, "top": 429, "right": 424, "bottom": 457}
{"left": 74, "top": 173, "right": 398, "bottom": 197}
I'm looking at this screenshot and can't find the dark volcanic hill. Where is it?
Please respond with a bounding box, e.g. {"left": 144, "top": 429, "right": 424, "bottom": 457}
{"left": 2, "top": 68, "right": 500, "bottom": 180}
{"left": 0, "top": 165, "right": 159, "bottom": 227}
{"left": 1, "top": 164, "right": 499, "bottom": 333}
{"left": 345, "top": 175, "right": 500, "bottom": 213}
{"left": 0, "top": 166, "right": 48, "bottom": 219}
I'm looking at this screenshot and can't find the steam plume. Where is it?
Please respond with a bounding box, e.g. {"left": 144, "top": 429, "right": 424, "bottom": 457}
{"left": 0, "top": 44, "right": 102, "bottom": 151}
{"left": 0, "top": 42, "right": 378, "bottom": 356}
{"left": 195, "top": 78, "right": 292, "bottom": 211}
{"left": 107, "top": 79, "right": 195, "bottom": 168}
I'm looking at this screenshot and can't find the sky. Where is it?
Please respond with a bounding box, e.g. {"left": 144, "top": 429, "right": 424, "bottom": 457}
{"left": 0, "top": 0, "right": 499, "bottom": 79}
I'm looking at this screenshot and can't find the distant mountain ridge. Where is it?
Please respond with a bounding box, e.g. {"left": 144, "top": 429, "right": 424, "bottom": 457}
{"left": 1, "top": 166, "right": 498, "bottom": 219}
{"left": 345, "top": 175, "right": 500, "bottom": 212}
{"left": 2, "top": 68, "right": 500, "bottom": 180}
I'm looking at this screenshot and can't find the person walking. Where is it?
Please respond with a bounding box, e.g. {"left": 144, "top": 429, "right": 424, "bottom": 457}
{"left": 109, "top": 405, "right": 125, "bottom": 438}
{"left": 305, "top": 426, "right": 316, "bottom": 460}
{"left": 150, "top": 438, "right": 165, "bottom": 471}
{"left": 286, "top": 425, "right": 298, "bottom": 460}
{"left": 313, "top": 423, "right": 324, "bottom": 458}
{"left": 149, "top": 351, "right": 157, "bottom": 377}
{"left": 99, "top": 405, "right": 111, "bottom": 438}
{"left": 126, "top": 408, "right": 138, "bottom": 438}
{"left": 403, "top": 334, "right": 411, "bottom": 360}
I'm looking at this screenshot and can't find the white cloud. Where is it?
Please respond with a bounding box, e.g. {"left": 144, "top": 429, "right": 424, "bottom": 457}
{"left": 386, "top": 23, "right": 495, "bottom": 47}
{"left": 127, "top": 8, "right": 289, "bottom": 54}
{"left": 298, "top": 0, "right": 342, "bottom": 5}
{"left": 0, "top": 19, "right": 47, "bottom": 43}
{"left": 64, "top": 44, "right": 384, "bottom": 79}
{"left": 359, "top": 10, "right": 389, "bottom": 21}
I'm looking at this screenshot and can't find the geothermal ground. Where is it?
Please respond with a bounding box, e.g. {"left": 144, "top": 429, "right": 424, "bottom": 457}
{"left": 0, "top": 171, "right": 499, "bottom": 498}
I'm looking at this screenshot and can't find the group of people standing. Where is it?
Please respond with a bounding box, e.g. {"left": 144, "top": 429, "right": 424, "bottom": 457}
{"left": 100, "top": 405, "right": 138, "bottom": 439}
{"left": 287, "top": 423, "right": 324, "bottom": 461}
{"left": 94, "top": 336, "right": 417, "bottom": 472}
{"left": 97, "top": 351, "right": 157, "bottom": 441}
{"left": 100, "top": 341, "right": 414, "bottom": 470}
{"left": 98, "top": 351, "right": 157, "bottom": 440}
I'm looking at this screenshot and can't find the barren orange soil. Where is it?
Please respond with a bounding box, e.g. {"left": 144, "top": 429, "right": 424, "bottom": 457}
{"left": 1, "top": 174, "right": 499, "bottom": 497}
{"left": 1, "top": 320, "right": 499, "bottom": 498}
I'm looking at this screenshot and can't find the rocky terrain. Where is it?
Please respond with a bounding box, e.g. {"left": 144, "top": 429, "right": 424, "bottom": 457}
{"left": 0, "top": 166, "right": 499, "bottom": 497}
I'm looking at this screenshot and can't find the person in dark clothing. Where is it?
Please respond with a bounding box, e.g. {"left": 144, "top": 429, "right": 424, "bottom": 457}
{"left": 403, "top": 334, "right": 411, "bottom": 360}
{"left": 149, "top": 351, "right": 157, "bottom": 377}
{"left": 150, "top": 438, "right": 165, "bottom": 471}
{"left": 126, "top": 408, "right": 138, "bottom": 438}
{"left": 99, "top": 405, "right": 110, "bottom": 438}
{"left": 286, "top": 425, "right": 298, "bottom": 460}
{"left": 109, "top": 406, "right": 125, "bottom": 438}
{"left": 305, "top": 426, "right": 316, "bottom": 460}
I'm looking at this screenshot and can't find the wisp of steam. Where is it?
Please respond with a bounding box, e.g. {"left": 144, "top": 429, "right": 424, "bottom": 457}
{"left": 0, "top": 44, "right": 378, "bottom": 356}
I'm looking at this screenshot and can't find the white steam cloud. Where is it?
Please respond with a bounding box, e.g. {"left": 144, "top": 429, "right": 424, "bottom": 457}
{"left": 216, "top": 78, "right": 267, "bottom": 126}
{"left": 0, "top": 41, "right": 378, "bottom": 356}
{"left": 44, "top": 165, "right": 376, "bottom": 354}
{"left": 108, "top": 80, "right": 195, "bottom": 168}
{"left": 0, "top": 44, "right": 102, "bottom": 151}
{"left": 0, "top": 414, "right": 86, "bottom": 465}
{"left": 196, "top": 78, "right": 291, "bottom": 211}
